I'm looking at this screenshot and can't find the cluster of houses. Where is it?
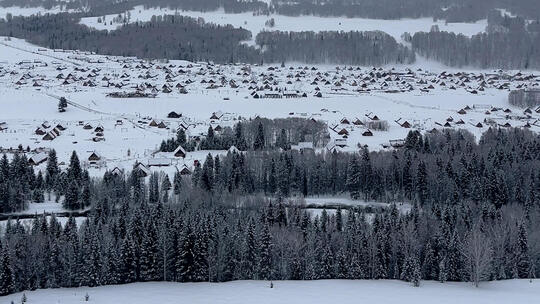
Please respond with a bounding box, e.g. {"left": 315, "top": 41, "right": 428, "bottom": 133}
{"left": 313, "top": 98, "right": 540, "bottom": 151}
{"left": 34, "top": 121, "right": 66, "bottom": 141}
{"left": 4, "top": 49, "right": 540, "bottom": 102}
{"left": 32, "top": 120, "right": 108, "bottom": 143}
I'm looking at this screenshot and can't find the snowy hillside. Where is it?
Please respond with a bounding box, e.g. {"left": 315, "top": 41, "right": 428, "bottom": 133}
{"left": 2, "top": 280, "right": 539, "bottom": 304}
{"left": 79, "top": 6, "right": 488, "bottom": 45}
{"left": 0, "top": 37, "right": 539, "bottom": 177}
{"left": 0, "top": 6, "right": 75, "bottom": 19}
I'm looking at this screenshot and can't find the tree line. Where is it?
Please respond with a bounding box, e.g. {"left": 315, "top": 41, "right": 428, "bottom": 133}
{"left": 508, "top": 90, "right": 540, "bottom": 108}
{"left": 411, "top": 19, "right": 540, "bottom": 69}
{"left": 256, "top": 30, "right": 415, "bottom": 66}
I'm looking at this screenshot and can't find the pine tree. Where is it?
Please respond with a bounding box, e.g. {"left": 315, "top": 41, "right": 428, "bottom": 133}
{"left": 177, "top": 227, "right": 195, "bottom": 282}
{"left": 412, "top": 257, "right": 422, "bottom": 287}
{"left": 140, "top": 222, "right": 159, "bottom": 281}
{"left": 173, "top": 172, "right": 182, "bottom": 195}
{"left": 67, "top": 151, "right": 82, "bottom": 183}
{"left": 253, "top": 122, "right": 265, "bottom": 150}
{"left": 213, "top": 156, "right": 222, "bottom": 191}
{"left": 206, "top": 126, "right": 215, "bottom": 149}
{"left": 241, "top": 219, "right": 257, "bottom": 279}
{"left": 276, "top": 155, "right": 290, "bottom": 197}
{"left": 234, "top": 122, "right": 247, "bottom": 151}
{"left": 416, "top": 161, "right": 428, "bottom": 204}
{"left": 276, "top": 128, "right": 289, "bottom": 150}
{"left": 161, "top": 175, "right": 171, "bottom": 192}
{"left": 516, "top": 222, "right": 531, "bottom": 278}
{"left": 267, "top": 159, "right": 276, "bottom": 194}
{"left": 148, "top": 172, "right": 160, "bottom": 204}
{"left": 32, "top": 188, "right": 44, "bottom": 204}
{"left": 191, "top": 163, "right": 202, "bottom": 188}
{"left": 176, "top": 129, "right": 187, "bottom": 146}
{"left": 401, "top": 255, "right": 421, "bottom": 286}
{"left": 258, "top": 223, "right": 272, "bottom": 280}
{"left": 200, "top": 154, "right": 214, "bottom": 191}
{"left": 63, "top": 180, "right": 80, "bottom": 210}
{"left": 0, "top": 245, "right": 15, "bottom": 296}
{"left": 320, "top": 245, "right": 334, "bottom": 279}
{"left": 119, "top": 237, "right": 137, "bottom": 283}
{"left": 83, "top": 232, "right": 102, "bottom": 287}
{"left": 81, "top": 183, "right": 91, "bottom": 208}
{"left": 58, "top": 97, "right": 68, "bottom": 112}
{"left": 192, "top": 225, "right": 209, "bottom": 282}
{"left": 359, "top": 147, "right": 373, "bottom": 200}
{"left": 335, "top": 206, "right": 343, "bottom": 232}
{"left": 346, "top": 155, "right": 361, "bottom": 199}
{"left": 438, "top": 257, "right": 448, "bottom": 283}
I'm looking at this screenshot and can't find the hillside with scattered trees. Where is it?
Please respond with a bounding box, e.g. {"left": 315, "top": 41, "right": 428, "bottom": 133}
{"left": 0, "top": 13, "right": 415, "bottom": 65}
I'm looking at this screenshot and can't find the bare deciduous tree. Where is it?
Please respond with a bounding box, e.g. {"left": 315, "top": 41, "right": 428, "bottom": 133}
{"left": 462, "top": 224, "right": 493, "bottom": 287}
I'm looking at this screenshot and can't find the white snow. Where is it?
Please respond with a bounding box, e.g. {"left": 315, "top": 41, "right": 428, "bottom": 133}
{"left": 1, "top": 280, "right": 539, "bottom": 304}
{"left": 0, "top": 6, "right": 76, "bottom": 20}
{"left": 16, "top": 201, "right": 65, "bottom": 215}
{"left": 79, "top": 6, "right": 488, "bottom": 45}
{"left": 302, "top": 196, "right": 411, "bottom": 212}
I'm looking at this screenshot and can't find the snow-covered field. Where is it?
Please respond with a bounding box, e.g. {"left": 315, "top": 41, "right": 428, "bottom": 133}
{"left": 79, "top": 6, "right": 488, "bottom": 45}
{"left": 15, "top": 200, "right": 65, "bottom": 215}
{"left": 1, "top": 280, "right": 539, "bottom": 304}
{"left": 303, "top": 196, "right": 410, "bottom": 212}
{"left": 0, "top": 6, "right": 75, "bottom": 19}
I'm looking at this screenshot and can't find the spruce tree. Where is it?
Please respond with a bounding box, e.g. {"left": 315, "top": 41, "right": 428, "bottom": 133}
{"left": 253, "top": 122, "right": 265, "bottom": 151}
{"left": 0, "top": 245, "right": 14, "bottom": 296}
{"left": 234, "top": 122, "right": 247, "bottom": 151}
{"left": 63, "top": 180, "right": 80, "bottom": 210}
{"left": 67, "top": 151, "right": 82, "bottom": 183}
{"left": 258, "top": 223, "right": 272, "bottom": 280}
{"left": 200, "top": 154, "right": 214, "bottom": 191}
{"left": 173, "top": 172, "right": 182, "bottom": 195}
{"left": 516, "top": 222, "right": 531, "bottom": 278}
{"left": 177, "top": 227, "right": 195, "bottom": 282}
{"left": 346, "top": 155, "right": 361, "bottom": 199}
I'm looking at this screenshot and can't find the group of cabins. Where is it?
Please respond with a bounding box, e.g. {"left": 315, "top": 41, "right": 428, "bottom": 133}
{"left": 6, "top": 49, "right": 540, "bottom": 107}
{"left": 132, "top": 161, "right": 192, "bottom": 177}
{"left": 35, "top": 122, "right": 66, "bottom": 141}
{"left": 33, "top": 120, "right": 108, "bottom": 142}
{"left": 329, "top": 113, "right": 383, "bottom": 139}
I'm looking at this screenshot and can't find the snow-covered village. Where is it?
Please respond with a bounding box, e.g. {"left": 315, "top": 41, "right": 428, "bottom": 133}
{"left": 0, "top": 1, "right": 540, "bottom": 304}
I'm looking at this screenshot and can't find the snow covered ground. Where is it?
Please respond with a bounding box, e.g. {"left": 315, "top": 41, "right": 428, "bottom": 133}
{"left": 0, "top": 6, "right": 75, "bottom": 20}
{"left": 15, "top": 200, "right": 65, "bottom": 215}
{"left": 1, "top": 280, "right": 539, "bottom": 304}
{"left": 303, "top": 196, "right": 410, "bottom": 212}
{"left": 79, "top": 6, "right": 488, "bottom": 45}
